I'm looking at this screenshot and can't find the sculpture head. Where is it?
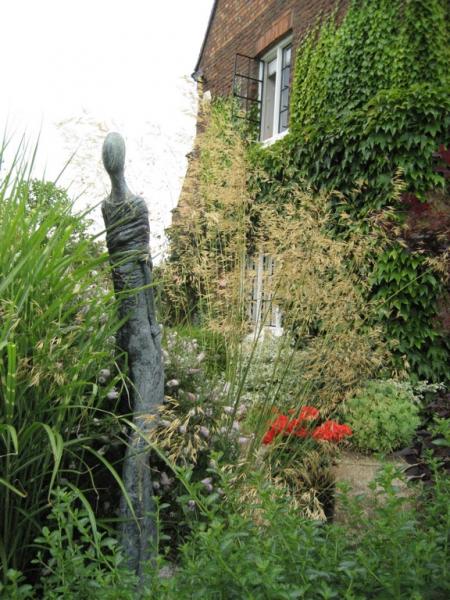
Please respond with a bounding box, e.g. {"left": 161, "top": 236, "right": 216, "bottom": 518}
{"left": 102, "top": 132, "right": 126, "bottom": 177}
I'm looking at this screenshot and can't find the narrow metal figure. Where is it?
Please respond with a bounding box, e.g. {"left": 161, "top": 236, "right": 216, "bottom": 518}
{"left": 101, "top": 132, "right": 164, "bottom": 578}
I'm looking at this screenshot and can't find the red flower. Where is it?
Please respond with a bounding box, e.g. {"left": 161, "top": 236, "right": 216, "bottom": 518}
{"left": 312, "top": 420, "right": 352, "bottom": 442}
{"left": 294, "top": 426, "right": 309, "bottom": 438}
{"left": 299, "top": 406, "right": 320, "bottom": 421}
{"left": 262, "top": 411, "right": 315, "bottom": 444}
{"left": 262, "top": 415, "right": 289, "bottom": 445}
{"left": 285, "top": 418, "right": 307, "bottom": 437}
{"left": 262, "top": 429, "right": 276, "bottom": 444}
{"left": 271, "top": 415, "right": 290, "bottom": 433}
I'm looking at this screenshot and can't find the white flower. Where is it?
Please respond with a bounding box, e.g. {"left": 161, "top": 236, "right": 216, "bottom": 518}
{"left": 237, "top": 404, "right": 247, "bottom": 417}
{"left": 106, "top": 389, "right": 119, "bottom": 401}
{"left": 223, "top": 406, "right": 234, "bottom": 415}
{"left": 160, "top": 472, "right": 171, "bottom": 487}
{"left": 196, "top": 351, "right": 206, "bottom": 363}
{"left": 199, "top": 426, "right": 210, "bottom": 439}
{"left": 201, "top": 477, "right": 213, "bottom": 493}
{"left": 166, "top": 379, "right": 179, "bottom": 388}
{"left": 178, "top": 425, "right": 187, "bottom": 434}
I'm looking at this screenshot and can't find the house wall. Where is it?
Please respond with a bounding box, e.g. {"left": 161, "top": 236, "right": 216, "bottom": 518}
{"left": 197, "top": 0, "right": 348, "bottom": 98}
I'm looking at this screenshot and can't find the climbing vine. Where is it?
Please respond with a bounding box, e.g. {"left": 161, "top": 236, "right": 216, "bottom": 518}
{"left": 168, "top": 0, "right": 449, "bottom": 382}
{"left": 250, "top": 0, "right": 450, "bottom": 382}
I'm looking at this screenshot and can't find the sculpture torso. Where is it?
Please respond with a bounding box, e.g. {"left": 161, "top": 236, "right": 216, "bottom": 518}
{"left": 102, "top": 193, "right": 150, "bottom": 259}
{"left": 101, "top": 132, "right": 164, "bottom": 577}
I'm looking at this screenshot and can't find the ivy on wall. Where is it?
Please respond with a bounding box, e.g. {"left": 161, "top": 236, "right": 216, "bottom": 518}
{"left": 251, "top": 0, "right": 450, "bottom": 382}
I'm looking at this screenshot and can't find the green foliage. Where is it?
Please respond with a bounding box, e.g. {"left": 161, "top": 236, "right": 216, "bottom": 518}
{"left": 0, "top": 570, "right": 34, "bottom": 599}
{"left": 346, "top": 379, "right": 421, "bottom": 453}
{"left": 291, "top": 0, "right": 450, "bottom": 133}
{"left": 33, "top": 488, "right": 137, "bottom": 599}
{"left": 251, "top": 0, "right": 450, "bottom": 383}
{"left": 371, "top": 244, "right": 449, "bottom": 379}
{"left": 0, "top": 150, "right": 124, "bottom": 575}
{"left": 431, "top": 417, "right": 450, "bottom": 449}
{"left": 152, "top": 466, "right": 450, "bottom": 599}
{"left": 0, "top": 489, "right": 139, "bottom": 599}
{"left": 290, "top": 84, "right": 450, "bottom": 209}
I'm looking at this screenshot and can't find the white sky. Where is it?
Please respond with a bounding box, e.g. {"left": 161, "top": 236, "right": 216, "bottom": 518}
{"left": 0, "top": 0, "right": 214, "bottom": 259}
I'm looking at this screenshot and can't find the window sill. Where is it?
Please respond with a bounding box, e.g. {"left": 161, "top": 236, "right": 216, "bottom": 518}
{"left": 260, "top": 129, "right": 289, "bottom": 148}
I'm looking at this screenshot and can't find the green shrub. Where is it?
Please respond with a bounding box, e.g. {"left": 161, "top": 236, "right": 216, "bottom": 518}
{"left": 0, "top": 488, "right": 139, "bottom": 599}
{"left": 0, "top": 570, "right": 34, "bottom": 599}
{"left": 33, "top": 488, "right": 137, "bottom": 599}
{"left": 151, "top": 466, "right": 450, "bottom": 599}
{"left": 346, "top": 379, "right": 421, "bottom": 453}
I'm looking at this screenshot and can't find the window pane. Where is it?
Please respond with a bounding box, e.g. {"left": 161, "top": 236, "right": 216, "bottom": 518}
{"left": 281, "top": 66, "right": 290, "bottom": 89}
{"left": 278, "top": 45, "right": 292, "bottom": 133}
{"left": 282, "top": 45, "right": 291, "bottom": 67}
{"left": 260, "top": 41, "right": 292, "bottom": 141}
{"left": 268, "top": 58, "right": 277, "bottom": 76}
{"left": 279, "top": 109, "right": 289, "bottom": 132}
{"left": 261, "top": 61, "right": 276, "bottom": 140}
{"left": 280, "top": 88, "right": 289, "bottom": 111}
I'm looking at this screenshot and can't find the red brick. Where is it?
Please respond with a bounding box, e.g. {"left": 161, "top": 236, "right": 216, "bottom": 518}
{"left": 196, "top": 0, "right": 349, "bottom": 97}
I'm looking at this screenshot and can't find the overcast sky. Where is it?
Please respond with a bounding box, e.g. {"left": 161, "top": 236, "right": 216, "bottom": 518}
{"left": 0, "top": 0, "right": 214, "bottom": 258}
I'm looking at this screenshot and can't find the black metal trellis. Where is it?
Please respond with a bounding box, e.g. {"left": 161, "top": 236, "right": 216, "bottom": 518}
{"left": 232, "top": 53, "right": 263, "bottom": 137}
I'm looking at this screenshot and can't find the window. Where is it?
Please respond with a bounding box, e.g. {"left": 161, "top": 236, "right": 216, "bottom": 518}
{"left": 260, "top": 38, "right": 292, "bottom": 142}
{"left": 247, "top": 254, "right": 282, "bottom": 333}
{"left": 232, "top": 36, "right": 292, "bottom": 142}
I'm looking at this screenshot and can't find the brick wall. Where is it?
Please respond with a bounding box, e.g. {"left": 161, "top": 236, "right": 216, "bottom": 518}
{"left": 197, "top": 0, "right": 348, "bottom": 97}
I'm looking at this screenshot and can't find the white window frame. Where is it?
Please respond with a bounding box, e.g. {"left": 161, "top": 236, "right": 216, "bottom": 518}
{"left": 248, "top": 253, "right": 283, "bottom": 336}
{"left": 259, "top": 35, "right": 292, "bottom": 144}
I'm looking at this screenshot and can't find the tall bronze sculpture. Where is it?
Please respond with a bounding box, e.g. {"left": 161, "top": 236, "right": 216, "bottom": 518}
{"left": 101, "top": 132, "right": 164, "bottom": 578}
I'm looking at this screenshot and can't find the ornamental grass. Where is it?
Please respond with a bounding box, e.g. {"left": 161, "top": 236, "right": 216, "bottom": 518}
{"left": 0, "top": 140, "right": 126, "bottom": 575}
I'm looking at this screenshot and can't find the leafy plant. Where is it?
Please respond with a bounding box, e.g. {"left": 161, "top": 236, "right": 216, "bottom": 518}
{"left": 346, "top": 379, "right": 421, "bottom": 453}
{"left": 151, "top": 465, "right": 450, "bottom": 599}
{"left": 370, "top": 242, "right": 449, "bottom": 382}
{"left": 0, "top": 570, "right": 34, "bottom": 599}
{"left": 249, "top": 0, "right": 450, "bottom": 382}
{"left": 0, "top": 145, "right": 125, "bottom": 576}
{"left": 33, "top": 488, "right": 137, "bottom": 599}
